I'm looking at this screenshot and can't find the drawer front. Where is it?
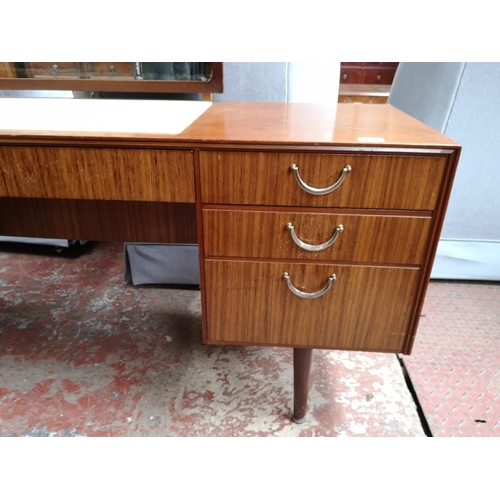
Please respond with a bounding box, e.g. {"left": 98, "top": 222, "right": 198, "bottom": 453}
{"left": 203, "top": 209, "right": 432, "bottom": 265}
{"left": 205, "top": 260, "right": 420, "bottom": 351}
{"left": 199, "top": 151, "right": 446, "bottom": 210}
{"left": 340, "top": 69, "right": 363, "bottom": 83}
{"left": 0, "top": 147, "right": 195, "bottom": 202}
{"left": 85, "top": 62, "right": 135, "bottom": 78}
{"left": 25, "top": 62, "right": 82, "bottom": 78}
{"left": 362, "top": 68, "right": 397, "bottom": 85}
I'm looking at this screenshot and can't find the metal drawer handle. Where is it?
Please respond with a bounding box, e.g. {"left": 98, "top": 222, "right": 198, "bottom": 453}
{"left": 290, "top": 164, "right": 352, "bottom": 195}
{"left": 286, "top": 223, "right": 344, "bottom": 252}
{"left": 283, "top": 272, "right": 336, "bottom": 299}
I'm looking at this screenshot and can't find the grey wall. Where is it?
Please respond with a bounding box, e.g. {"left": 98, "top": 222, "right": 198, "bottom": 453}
{"left": 213, "top": 62, "right": 340, "bottom": 103}
{"left": 213, "top": 63, "right": 288, "bottom": 102}
{"left": 390, "top": 62, "right": 500, "bottom": 280}
{"left": 441, "top": 63, "right": 500, "bottom": 241}
{"left": 389, "top": 63, "right": 465, "bottom": 133}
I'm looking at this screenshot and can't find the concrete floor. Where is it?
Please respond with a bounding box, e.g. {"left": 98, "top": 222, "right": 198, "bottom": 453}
{"left": 1, "top": 241, "right": 431, "bottom": 436}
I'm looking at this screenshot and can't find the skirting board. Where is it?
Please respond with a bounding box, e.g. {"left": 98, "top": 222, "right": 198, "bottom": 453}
{"left": 431, "top": 239, "right": 500, "bottom": 281}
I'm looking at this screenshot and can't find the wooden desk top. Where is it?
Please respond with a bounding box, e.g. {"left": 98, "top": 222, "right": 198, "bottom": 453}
{"left": 0, "top": 99, "right": 459, "bottom": 150}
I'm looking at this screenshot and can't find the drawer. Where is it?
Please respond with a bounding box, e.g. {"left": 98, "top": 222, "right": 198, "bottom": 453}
{"left": 205, "top": 260, "right": 420, "bottom": 351}
{"left": 362, "top": 68, "right": 397, "bottom": 85}
{"left": 24, "top": 62, "right": 82, "bottom": 78}
{"left": 199, "top": 151, "right": 446, "bottom": 210}
{"left": 0, "top": 147, "right": 195, "bottom": 202}
{"left": 340, "top": 69, "right": 363, "bottom": 83}
{"left": 84, "top": 62, "right": 135, "bottom": 78}
{"left": 203, "top": 209, "right": 432, "bottom": 265}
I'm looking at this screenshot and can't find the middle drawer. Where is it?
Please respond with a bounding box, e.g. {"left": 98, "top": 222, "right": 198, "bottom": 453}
{"left": 203, "top": 208, "right": 432, "bottom": 265}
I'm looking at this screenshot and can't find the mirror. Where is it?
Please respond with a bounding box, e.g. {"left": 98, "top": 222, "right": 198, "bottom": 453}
{"left": 0, "top": 62, "right": 223, "bottom": 93}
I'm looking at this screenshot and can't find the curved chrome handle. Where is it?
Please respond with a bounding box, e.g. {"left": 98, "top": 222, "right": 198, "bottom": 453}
{"left": 290, "top": 164, "right": 352, "bottom": 195}
{"left": 283, "top": 272, "right": 336, "bottom": 299}
{"left": 286, "top": 223, "right": 344, "bottom": 252}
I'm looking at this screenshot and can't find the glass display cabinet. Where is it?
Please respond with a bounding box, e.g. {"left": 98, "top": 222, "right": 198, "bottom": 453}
{"left": 0, "top": 62, "right": 223, "bottom": 94}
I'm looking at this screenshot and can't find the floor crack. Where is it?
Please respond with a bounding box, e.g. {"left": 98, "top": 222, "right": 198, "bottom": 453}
{"left": 397, "top": 354, "right": 433, "bottom": 437}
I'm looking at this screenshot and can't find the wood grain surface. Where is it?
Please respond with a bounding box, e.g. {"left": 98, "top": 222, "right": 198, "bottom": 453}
{"left": 202, "top": 208, "right": 431, "bottom": 265}
{"left": 199, "top": 151, "right": 447, "bottom": 210}
{"left": 0, "top": 101, "right": 460, "bottom": 149}
{"left": 0, "top": 198, "right": 197, "bottom": 243}
{"left": 205, "top": 260, "right": 420, "bottom": 351}
{"left": 0, "top": 147, "right": 195, "bottom": 202}
{"left": 0, "top": 102, "right": 462, "bottom": 358}
{"left": 0, "top": 62, "right": 17, "bottom": 78}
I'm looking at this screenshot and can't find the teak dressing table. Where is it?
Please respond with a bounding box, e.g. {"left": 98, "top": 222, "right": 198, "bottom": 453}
{"left": 0, "top": 99, "right": 460, "bottom": 423}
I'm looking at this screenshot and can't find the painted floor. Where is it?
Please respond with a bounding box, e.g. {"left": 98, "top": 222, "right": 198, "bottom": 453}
{"left": 0, "top": 241, "right": 431, "bottom": 437}
{"left": 402, "top": 280, "right": 500, "bottom": 437}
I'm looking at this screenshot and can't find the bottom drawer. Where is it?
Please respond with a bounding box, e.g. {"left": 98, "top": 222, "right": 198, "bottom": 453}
{"left": 205, "top": 260, "right": 420, "bottom": 352}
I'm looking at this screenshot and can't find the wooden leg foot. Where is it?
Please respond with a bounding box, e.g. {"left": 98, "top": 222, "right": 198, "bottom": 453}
{"left": 292, "top": 348, "right": 313, "bottom": 424}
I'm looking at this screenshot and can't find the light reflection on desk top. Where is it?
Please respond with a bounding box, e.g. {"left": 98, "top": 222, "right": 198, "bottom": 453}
{"left": 0, "top": 99, "right": 459, "bottom": 149}
{"left": 0, "top": 98, "right": 212, "bottom": 136}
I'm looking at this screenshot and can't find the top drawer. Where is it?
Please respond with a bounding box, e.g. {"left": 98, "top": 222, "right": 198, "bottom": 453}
{"left": 0, "top": 147, "right": 195, "bottom": 203}
{"left": 199, "top": 151, "right": 447, "bottom": 210}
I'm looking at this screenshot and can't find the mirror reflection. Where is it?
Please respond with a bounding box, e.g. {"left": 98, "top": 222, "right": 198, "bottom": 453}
{"left": 0, "top": 62, "right": 212, "bottom": 82}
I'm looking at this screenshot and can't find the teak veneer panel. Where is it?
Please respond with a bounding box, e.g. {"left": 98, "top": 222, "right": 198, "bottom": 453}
{"left": 199, "top": 152, "right": 447, "bottom": 210}
{"left": 0, "top": 199, "right": 197, "bottom": 243}
{"left": 205, "top": 260, "right": 420, "bottom": 351}
{"left": 0, "top": 147, "right": 195, "bottom": 202}
{"left": 203, "top": 209, "right": 432, "bottom": 265}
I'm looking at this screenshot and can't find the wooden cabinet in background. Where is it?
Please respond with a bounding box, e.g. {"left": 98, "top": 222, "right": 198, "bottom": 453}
{"left": 340, "top": 62, "right": 399, "bottom": 85}
{"left": 0, "top": 63, "right": 16, "bottom": 78}
{"left": 25, "top": 62, "right": 83, "bottom": 79}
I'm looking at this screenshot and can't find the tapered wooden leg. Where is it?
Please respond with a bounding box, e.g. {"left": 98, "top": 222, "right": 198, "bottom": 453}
{"left": 292, "top": 348, "right": 313, "bottom": 424}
